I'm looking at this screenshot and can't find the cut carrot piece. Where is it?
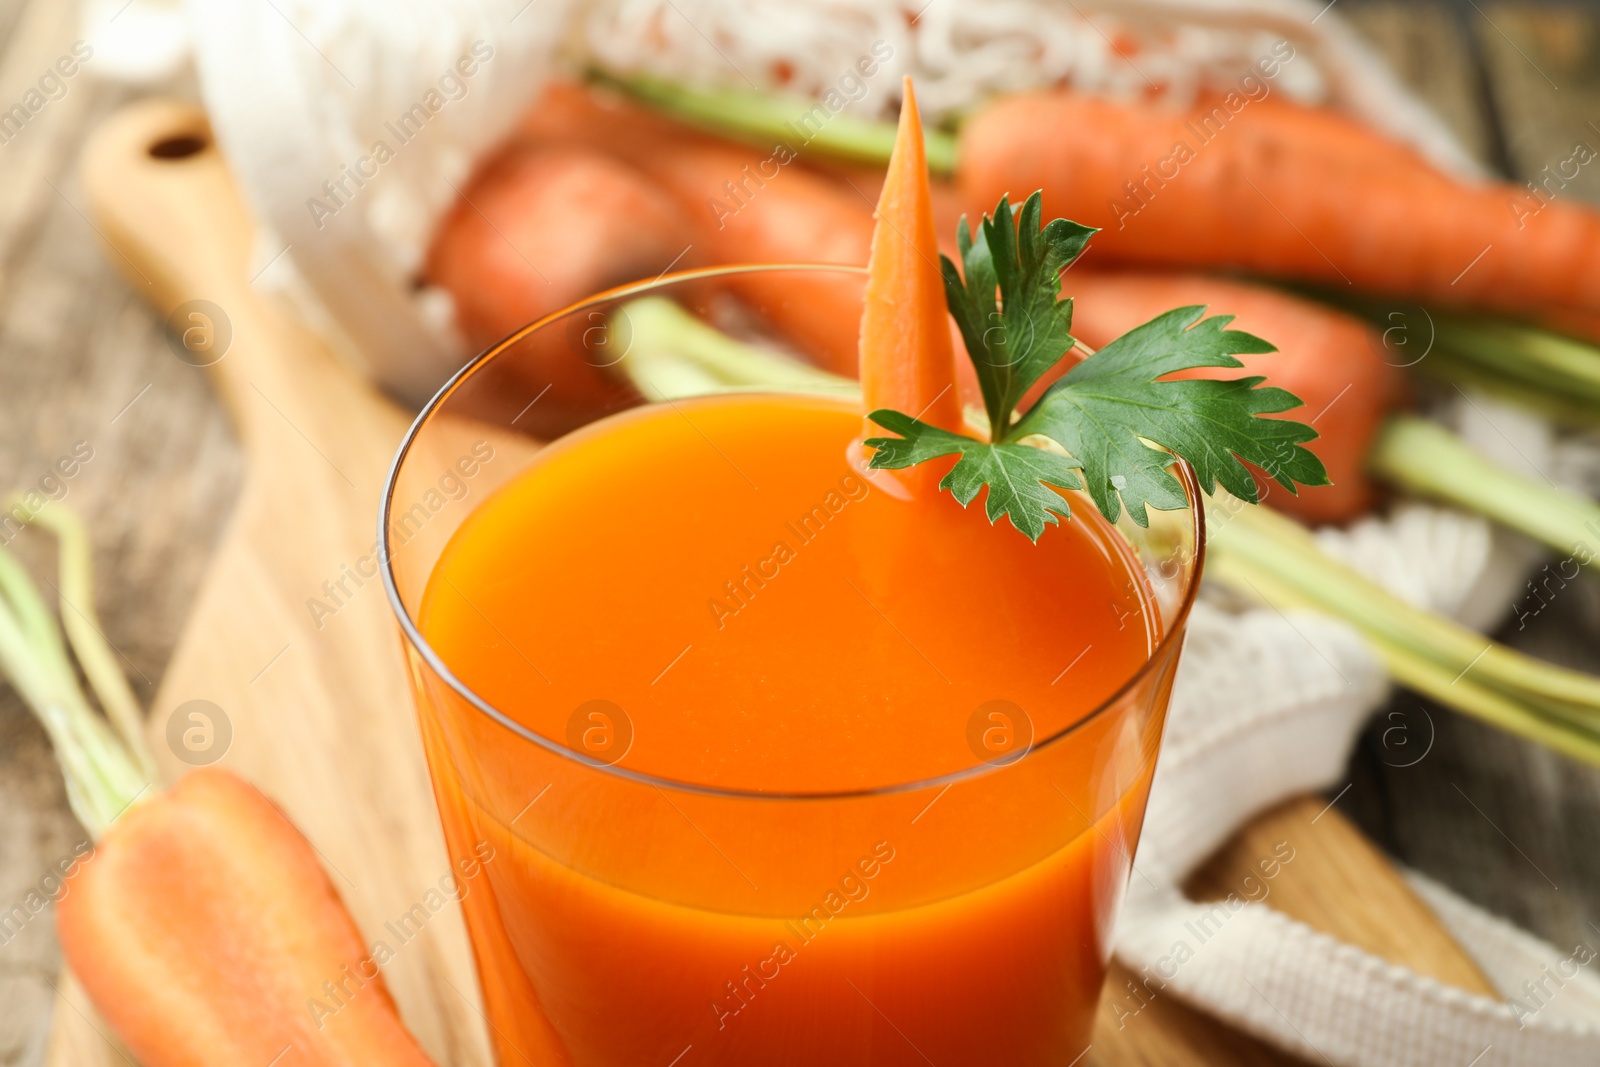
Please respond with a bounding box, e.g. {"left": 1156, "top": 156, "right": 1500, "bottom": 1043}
{"left": 859, "top": 78, "right": 961, "bottom": 434}
{"left": 56, "top": 769, "right": 437, "bottom": 1067}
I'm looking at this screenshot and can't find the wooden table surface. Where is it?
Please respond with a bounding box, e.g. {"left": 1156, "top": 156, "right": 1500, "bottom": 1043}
{"left": 2, "top": 2, "right": 1599, "bottom": 1064}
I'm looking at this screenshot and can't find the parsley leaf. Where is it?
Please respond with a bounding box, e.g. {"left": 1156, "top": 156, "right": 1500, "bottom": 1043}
{"left": 866, "top": 193, "right": 1329, "bottom": 540}
{"left": 943, "top": 193, "right": 1094, "bottom": 434}
{"left": 1014, "top": 306, "right": 1325, "bottom": 526}
{"left": 863, "top": 411, "right": 1085, "bottom": 540}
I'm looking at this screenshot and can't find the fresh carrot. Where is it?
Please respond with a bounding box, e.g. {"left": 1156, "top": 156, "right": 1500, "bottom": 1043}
{"left": 57, "top": 769, "right": 438, "bottom": 1067}
{"left": 427, "top": 146, "right": 690, "bottom": 348}
{"left": 608, "top": 76, "right": 1600, "bottom": 330}
{"left": 518, "top": 81, "right": 877, "bottom": 376}
{"left": 956, "top": 91, "right": 1600, "bottom": 321}
{"left": 425, "top": 144, "right": 688, "bottom": 433}
{"left": 0, "top": 505, "right": 437, "bottom": 1067}
{"left": 859, "top": 78, "right": 961, "bottom": 434}
{"left": 1061, "top": 271, "right": 1405, "bottom": 524}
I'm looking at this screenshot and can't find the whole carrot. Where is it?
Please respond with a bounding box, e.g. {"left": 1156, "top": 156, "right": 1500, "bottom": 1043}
{"left": 0, "top": 506, "right": 437, "bottom": 1067}
{"left": 426, "top": 144, "right": 688, "bottom": 434}
{"left": 608, "top": 76, "right": 1600, "bottom": 328}
{"left": 428, "top": 145, "right": 690, "bottom": 350}
{"left": 958, "top": 92, "right": 1600, "bottom": 320}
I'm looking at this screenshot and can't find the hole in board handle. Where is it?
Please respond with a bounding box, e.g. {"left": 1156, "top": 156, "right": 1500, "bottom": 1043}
{"left": 148, "top": 134, "right": 208, "bottom": 160}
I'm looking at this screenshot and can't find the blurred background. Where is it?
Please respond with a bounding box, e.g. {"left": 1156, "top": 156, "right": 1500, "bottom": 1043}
{"left": 4, "top": 0, "right": 1600, "bottom": 1064}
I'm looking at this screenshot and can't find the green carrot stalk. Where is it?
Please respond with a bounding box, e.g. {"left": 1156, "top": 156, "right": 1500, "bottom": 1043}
{"left": 590, "top": 69, "right": 960, "bottom": 173}
{"left": 1205, "top": 544, "right": 1600, "bottom": 766}
{"left": 1325, "top": 298, "right": 1600, "bottom": 421}
{"left": 619, "top": 297, "right": 859, "bottom": 401}
{"left": 0, "top": 516, "right": 149, "bottom": 836}
{"left": 1369, "top": 416, "right": 1600, "bottom": 567}
{"left": 1208, "top": 496, "right": 1600, "bottom": 714}
{"left": 1379, "top": 641, "right": 1600, "bottom": 764}
{"left": 1430, "top": 314, "right": 1600, "bottom": 404}
{"left": 8, "top": 499, "right": 159, "bottom": 781}
{"left": 1410, "top": 348, "right": 1600, "bottom": 430}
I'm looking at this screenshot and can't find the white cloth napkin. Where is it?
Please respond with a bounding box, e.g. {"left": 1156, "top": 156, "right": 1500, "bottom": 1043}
{"left": 1121, "top": 394, "right": 1600, "bottom": 1065}
{"left": 177, "top": 0, "right": 582, "bottom": 402}
{"left": 1128, "top": 598, "right": 1600, "bottom": 1065}
{"left": 89, "top": 2, "right": 1600, "bottom": 1061}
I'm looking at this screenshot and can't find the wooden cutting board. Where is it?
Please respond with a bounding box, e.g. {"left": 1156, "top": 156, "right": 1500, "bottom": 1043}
{"left": 48, "top": 98, "right": 1494, "bottom": 1067}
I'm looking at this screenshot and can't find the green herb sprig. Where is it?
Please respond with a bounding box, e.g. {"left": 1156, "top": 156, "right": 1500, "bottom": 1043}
{"left": 863, "top": 192, "right": 1329, "bottom": 539}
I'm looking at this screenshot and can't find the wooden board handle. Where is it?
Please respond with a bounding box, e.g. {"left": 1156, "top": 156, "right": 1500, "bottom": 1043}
{"left": 77, "top": 98, "right": 349, "bottom": 445}
{"left": 78, "top": 101, "right": 247, "bottom": 310}
{"left": 1189, "top": 797, "right": 1497, "bottom": 995}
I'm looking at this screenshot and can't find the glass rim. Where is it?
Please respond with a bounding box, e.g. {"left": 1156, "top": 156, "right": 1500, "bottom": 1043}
{"left": 379, "top": 263, "right": 1208, "bottom": 802}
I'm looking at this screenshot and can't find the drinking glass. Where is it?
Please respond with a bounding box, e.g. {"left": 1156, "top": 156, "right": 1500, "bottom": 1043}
{"left": 380, "top": 266, "right": 1205, "bottom": 1067}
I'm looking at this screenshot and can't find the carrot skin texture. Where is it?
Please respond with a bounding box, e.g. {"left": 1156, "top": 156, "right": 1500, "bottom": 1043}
{"left": 859, "top": 78, "right": 962, "bottom": 434}
{"left": 1065, "top": 271, "right": 1405, "bottom": 523}
{"left": 55, "top": 769, "right": 437, "bottom": 1067}
{"left": 957, "top": 92, "right": 1600, "bottom": 317}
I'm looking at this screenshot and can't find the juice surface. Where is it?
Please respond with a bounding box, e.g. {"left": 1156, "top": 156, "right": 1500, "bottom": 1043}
{"left": 420, "top": 394, "right": 1157, "bottom": 793}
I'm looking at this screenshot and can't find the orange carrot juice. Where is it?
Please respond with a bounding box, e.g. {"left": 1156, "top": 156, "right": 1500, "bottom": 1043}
{"left": 407, "top": 393, "right": 1184, "bottom": 1067}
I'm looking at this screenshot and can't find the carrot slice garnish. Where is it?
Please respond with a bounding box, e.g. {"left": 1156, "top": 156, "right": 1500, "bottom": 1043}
{"left": 859, "top": 78, "right": 961, "bottom": 437}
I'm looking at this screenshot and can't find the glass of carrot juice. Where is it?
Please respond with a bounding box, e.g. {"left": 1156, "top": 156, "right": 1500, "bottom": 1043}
{"left": 381, "top": 266, "right": 1204, "bottom": 1067}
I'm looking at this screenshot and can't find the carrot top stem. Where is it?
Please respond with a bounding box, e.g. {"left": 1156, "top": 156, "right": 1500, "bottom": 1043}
{"left": 1410, "top": 318, "right": 1600, "bottom": 429}
{"left": 1412, "top": 350, "right": 1600, "bottom": 429}
{"left": 1370, "top": 415, "right": 1600, "bottom": 569}
{"left": 1325, "top": 297, "right": 1600, "bottom": 415}
{"left": 613, "top": 296, "right": 858, "bottom": 400}
{"left": 1205, "top": 495, "right": 1600, "bottom": 765}
{"left": 1209, "top": 494, "right": 1600, "bottom": 710}
{"left": 10, "top": 499, "right": 159, "bottom": 781}
{"left": 0, "top": 505, "right": 150, "bottom": 837}
{"left": 593, "top": 69, "right": 959, "bottom": 174}
{"left": 1431, "top": 315, "right": 1600, "bottom": 401}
